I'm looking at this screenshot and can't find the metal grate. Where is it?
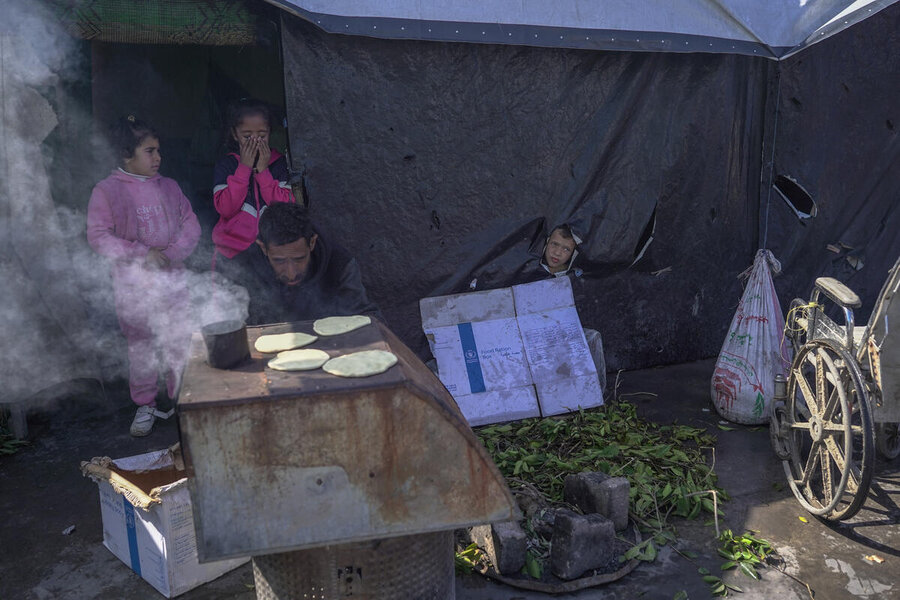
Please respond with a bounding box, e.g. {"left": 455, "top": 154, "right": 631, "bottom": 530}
{"left": 252, "top": 531, "right": 454, "bottom": 600}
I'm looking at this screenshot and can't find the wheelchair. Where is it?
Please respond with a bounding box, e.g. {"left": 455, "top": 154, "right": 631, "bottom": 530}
{"left": 769, "top": 254, "right": 900, "bottom": 521}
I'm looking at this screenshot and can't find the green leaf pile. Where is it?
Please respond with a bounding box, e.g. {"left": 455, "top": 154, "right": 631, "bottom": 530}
{"left": 0, "top": 421, "right": 28, "bottom": 456}
{"left": 476, "top": 403, "right": 726, "bottom": 528}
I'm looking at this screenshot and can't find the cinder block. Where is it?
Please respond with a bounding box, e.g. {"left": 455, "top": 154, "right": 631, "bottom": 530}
{"left": 469, "top": 520, "right": 527, "bottom": 575}
{"left": 564, "top": 471, "right": 630, "bottom": 531}
{"left": 550, "top": 509, "right": 616, "bottom": 580}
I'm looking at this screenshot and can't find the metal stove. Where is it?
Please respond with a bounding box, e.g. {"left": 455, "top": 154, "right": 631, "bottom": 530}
{"left": 177, "top": 317, "right": 517, "bottom": 599}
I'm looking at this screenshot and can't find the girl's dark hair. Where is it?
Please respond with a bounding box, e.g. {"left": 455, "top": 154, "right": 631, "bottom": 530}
{"left": 111, "top": 115, "right": 157, "bottom": 161}
{"left": 224, "top": 98, "right": 272, "bottom": 151}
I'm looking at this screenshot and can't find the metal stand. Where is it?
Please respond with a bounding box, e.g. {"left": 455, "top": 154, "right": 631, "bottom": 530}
{"left": 251, "top": 531, "right": 454, "bottom": 600}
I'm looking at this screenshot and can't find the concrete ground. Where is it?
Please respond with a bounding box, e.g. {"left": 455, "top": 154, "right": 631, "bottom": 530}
{"left": 1, "top": 358, "right": 899, "bottom": 599}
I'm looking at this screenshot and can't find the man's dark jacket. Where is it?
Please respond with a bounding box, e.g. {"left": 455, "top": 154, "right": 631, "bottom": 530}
{"left": 240, "top": 233, "right": 377, "bottom": 325}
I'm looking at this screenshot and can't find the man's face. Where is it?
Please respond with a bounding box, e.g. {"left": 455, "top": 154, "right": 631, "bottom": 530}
{"left": 257, "top": 235, "right": 318, "bottom": 286}
{"left": 544, "top": 230, "right": 575, "bottom": 273}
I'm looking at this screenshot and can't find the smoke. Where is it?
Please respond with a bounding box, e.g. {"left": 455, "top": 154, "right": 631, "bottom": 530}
{"left": 0, "top": 0, "right": 248, "bottom": 414}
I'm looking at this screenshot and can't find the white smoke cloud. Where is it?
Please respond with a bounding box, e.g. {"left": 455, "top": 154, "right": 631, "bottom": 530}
{"left": 0, "top": 0, "right": 248, "bottom": 417}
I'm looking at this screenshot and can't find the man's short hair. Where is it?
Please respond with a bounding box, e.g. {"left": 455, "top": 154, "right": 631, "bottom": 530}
{"left": 258, "top": 202, "right": 315, "bottom": 247}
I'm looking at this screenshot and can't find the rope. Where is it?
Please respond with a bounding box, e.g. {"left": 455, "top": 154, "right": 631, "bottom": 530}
{"left": 779, "top": 301, "right": 819, "bottom": 368}
{"left": 738, "top": 249, "right": 782, "bottom": 281}
{"left": 761, "top": 65, "right": 783, "bottom": 250}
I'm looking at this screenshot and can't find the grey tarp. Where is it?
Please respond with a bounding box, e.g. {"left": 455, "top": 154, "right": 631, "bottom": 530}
{"left": 279, "top": 3, "right": 899, "bottom": 371}
{"left": 267, "top": 0, "right": 898, "bottom": 59}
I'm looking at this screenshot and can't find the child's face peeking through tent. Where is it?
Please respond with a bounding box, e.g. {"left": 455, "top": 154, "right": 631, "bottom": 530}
{"left": 544, "top": 228, "right": 575, "bottom": 273}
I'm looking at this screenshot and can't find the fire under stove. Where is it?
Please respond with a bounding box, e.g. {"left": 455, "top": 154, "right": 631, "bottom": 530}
{"left": 177, "top": 317, "right": 517, "bottom": 599}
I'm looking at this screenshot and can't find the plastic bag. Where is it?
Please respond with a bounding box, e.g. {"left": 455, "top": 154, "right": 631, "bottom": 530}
{"left": 711, "top": 250, "right": 790, "bottom": 424}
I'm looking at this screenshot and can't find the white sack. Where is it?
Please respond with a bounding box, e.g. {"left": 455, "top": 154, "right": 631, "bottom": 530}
{"left": 711, "top": 249, "right": 790, "bottom": 424}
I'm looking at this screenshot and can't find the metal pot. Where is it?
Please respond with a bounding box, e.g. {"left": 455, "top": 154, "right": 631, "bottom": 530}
{"left": 201, "top": 320, "right": 249, "bottom": 369}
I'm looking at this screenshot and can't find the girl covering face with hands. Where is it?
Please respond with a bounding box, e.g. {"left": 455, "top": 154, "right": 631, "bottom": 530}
{"left": 211, "top": 99, "right": 293, "bottom": 277}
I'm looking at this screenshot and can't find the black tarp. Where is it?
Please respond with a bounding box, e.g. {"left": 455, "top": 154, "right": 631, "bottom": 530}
{"left": 279, "top": 4, "right": 898, "bottom": 371}
{"left": 766, "top": 13, "right": 900, "bottom": 325}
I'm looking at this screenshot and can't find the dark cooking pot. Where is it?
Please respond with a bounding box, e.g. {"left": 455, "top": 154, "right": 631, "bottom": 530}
{"left": 201, "top": 320, "right": 249, "bottom": 369}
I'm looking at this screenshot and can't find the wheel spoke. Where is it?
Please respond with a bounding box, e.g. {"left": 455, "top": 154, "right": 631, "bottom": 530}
{"left": 823, "top": 436, "right": 847, "bottom": 473}
{"left": 822, "top": 387, "right": 841, "bottom": 422}
{"left": 815, "top": 352, "right": 827, "bottom": 415}
{"left": 799, "top": 440, "right": 822, "bottom": 487}
{"left": 821, "top": 422, "right": 853, "bottom": 432}
{"left": 845, "top": 467, "right": 860, "bottom": 494}
{"left": 820, "top": 445, "right": 833, "bottom": 506}
{"left": 825, "top": 435, "right": 862, "bottom": 494}
{"left": 795, "top": 367, "right": 818, "bottom": 416}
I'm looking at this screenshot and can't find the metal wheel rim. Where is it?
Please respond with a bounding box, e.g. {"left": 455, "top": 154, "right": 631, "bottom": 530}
{"left": 782, "top": 340, "right": 874, "bottom": 520}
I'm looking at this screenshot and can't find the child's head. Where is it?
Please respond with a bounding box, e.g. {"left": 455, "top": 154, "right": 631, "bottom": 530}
{"left": 543, "top": 224, "right": 577, "bottom": 273}
{"left": 112, "top": 115, "right": 160, "bottom": 177}
{"left": 227, "top": 99, "right": 272, "bottom": 149}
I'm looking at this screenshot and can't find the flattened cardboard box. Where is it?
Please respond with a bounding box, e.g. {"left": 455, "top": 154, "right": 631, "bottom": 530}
{"left": 82, "top": 448, "right": 248, "bottom": 598}
{"left": 421, "top": 277, "right": 602, "bottom": 425}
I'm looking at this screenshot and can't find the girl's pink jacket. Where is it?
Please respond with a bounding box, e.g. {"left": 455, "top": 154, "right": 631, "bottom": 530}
{"left": 87, "top": 169, "right": 201, "bottom": 272}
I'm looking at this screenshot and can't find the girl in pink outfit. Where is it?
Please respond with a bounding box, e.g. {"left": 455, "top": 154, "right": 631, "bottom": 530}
{"left": 87, "top": 116, "right": 201, "bottom": 436}
{"left": 211, "top": 99, "right": 293, "bottom": 281}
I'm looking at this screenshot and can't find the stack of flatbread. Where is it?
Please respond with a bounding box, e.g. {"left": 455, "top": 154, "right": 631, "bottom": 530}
{"left": 259, "top": 316, "right": 397, "bottom": 377}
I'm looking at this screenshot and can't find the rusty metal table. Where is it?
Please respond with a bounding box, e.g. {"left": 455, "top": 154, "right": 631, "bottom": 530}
{"left": 177, "top": 318, "right": 517, "bottom": 599}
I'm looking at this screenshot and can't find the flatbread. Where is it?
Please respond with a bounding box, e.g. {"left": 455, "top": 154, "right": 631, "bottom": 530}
{"left": 267, "top": 349, "right": 330, "bottom": 371}
{"left": 313, "top": 315, "right": 372, "bottom": 336}
{"left": 322, "top": 350, "right": 398, "bottom": 378}
{"left": 255, "top": 332, "right": 318, "bottom": 353}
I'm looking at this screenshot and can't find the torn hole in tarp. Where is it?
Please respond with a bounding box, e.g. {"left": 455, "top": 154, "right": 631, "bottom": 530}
{"left": 631, "top": 206, "right": 657, "bottom": 267}
{"left": 773, "top": 175, "right": 817, "bottom": 221}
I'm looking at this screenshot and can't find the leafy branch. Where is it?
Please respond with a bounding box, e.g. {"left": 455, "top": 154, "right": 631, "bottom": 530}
{"left": 0, "top": 415, "right": 28, "bottom": 456}
{"left": 454, "top": 542, "right": 487, "bottom": 574}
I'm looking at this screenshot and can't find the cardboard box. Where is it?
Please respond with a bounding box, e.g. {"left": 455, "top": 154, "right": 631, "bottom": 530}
{"left": 81, "top": 447, "right": 248, "bottom": 598}
{"left": 421, "top": 277, "right": 603, "bottom": 425}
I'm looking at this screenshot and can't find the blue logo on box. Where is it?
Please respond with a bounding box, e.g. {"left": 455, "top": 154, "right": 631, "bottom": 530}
{"left": 123, "top": 498, "right": 142, "bottom": 576}
{"left": 458, "top": 323, "right": 486, "bottom": 394}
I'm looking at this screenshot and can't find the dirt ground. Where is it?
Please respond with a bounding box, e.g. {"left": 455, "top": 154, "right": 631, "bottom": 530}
{"left": 2, "top": 359, "right": 899, "bottom": 599}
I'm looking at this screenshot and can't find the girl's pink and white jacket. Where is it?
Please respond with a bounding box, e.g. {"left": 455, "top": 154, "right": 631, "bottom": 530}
{"left": 87, "top": 169, "right": 200, "bottom": 276}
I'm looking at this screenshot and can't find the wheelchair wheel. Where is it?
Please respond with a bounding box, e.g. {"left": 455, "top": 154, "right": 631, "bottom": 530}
{"left": 782, "top": 339, "right": 874, "bottom": 521}
{"left": 876, "top": 423, "right": 900, "bottom": 460}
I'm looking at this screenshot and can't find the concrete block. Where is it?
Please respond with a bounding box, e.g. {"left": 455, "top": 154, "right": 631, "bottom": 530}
{"left": 550, "top": 509, "right": 616, "bottom": 580}
{"left": 564, "top": 471, "right": 630, "bottom": 531}
{"left": 469, "top": 520, "right": 527, "bottom": 575}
